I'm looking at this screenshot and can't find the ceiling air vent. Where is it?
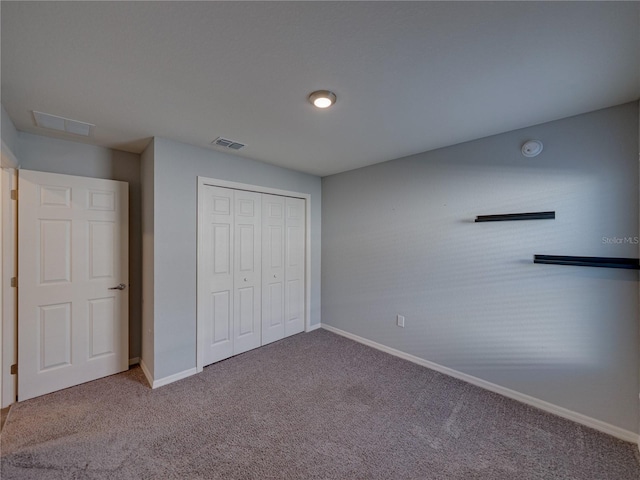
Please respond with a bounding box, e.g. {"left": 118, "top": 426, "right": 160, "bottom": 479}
{"left": 33, "top": 111, "right": 94, "bottom": 137}
{"left": 212, "top": 137, "right": 245, "bottom": 150}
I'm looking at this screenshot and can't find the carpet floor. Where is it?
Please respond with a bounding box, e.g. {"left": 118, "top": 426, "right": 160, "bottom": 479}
{"left": 1, "top": 329, "right": 639, "bottom": 479}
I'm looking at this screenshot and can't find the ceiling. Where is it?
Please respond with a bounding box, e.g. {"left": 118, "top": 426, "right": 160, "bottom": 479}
{"left": 2, "top": 2, "right": 639, "bottom": 177}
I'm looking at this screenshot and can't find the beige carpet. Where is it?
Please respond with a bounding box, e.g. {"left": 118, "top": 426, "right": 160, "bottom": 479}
{"left": 0, "top": 407, "right": 9, "bottom": 433}
{"left": 1, "top": 329, "right": 639, "bottom": 479}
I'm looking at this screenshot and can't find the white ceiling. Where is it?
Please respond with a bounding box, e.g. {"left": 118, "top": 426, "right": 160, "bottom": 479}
{"left": 2, "top": 1, "right": 639, "bottom": 177}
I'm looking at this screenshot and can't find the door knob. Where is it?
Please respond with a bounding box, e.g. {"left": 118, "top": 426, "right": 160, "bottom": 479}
{"left": 244, "top": 278, "right": 247, "bottom": 282}
{"left": 273, "top": 274, "right": 277, "bottom": 278}
{"left": 109, "top": 283, "right": 127, "bottom": 291}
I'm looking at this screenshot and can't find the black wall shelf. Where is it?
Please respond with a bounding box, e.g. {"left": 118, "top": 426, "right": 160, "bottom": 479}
{"left": 475, "top": 211, "right": 555, "bottom": 222}
{"left": 534, "top": 255, "right": 640, "bottom": 270}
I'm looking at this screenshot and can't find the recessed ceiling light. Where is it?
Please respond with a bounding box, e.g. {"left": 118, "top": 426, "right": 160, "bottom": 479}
{"left": 308, "top": 90, "right": 337, "bottom": 109}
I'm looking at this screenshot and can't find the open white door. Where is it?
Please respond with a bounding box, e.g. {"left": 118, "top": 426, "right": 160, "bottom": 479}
{"left": 18, "top": 170, "right": 128, "bottom": 401}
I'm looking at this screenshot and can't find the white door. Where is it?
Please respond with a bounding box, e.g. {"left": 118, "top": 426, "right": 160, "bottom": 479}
{"left": 285, "top": 197, "right": 305, "bottom": 337}
{"left": 18, "top": 170, "right": 128, "bottom": 401}
{"left": 233, "top": 190, "right": 262, "bottom": 355}
{"left": 198, "top": 183, "right": 305, "bottom": 367}
{"left": 261, "top": 194, "right": 285, "bottom": 345}
{"left": 201, "top": 187, "right": 262, "bottom": 365}
{"left": 201, "top": 186, "right": 235, "bottom": 364}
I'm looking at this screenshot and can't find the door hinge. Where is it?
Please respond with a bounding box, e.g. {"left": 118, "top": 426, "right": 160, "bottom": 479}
{"left": 10, "top": 189, "right": 17, "bottom": 200}
{"left": 10, "top": 364, "right": 17, "bottom": 375}
{"left": 10, "top": 277, "right": 17, "bottom": 288}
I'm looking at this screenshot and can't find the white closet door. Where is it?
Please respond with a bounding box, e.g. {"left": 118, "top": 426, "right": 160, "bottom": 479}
{"left": 18, "top": 170, "right": 129, "bottom": 401}
{"left": 201, "top": 186, "right": 235, "bottom": 365}
{"left": 261, "top": 194, "right": 285, "bottom": 345}
{"left": 233, "top": 190, "right": 262, "bottom": 355}
{"left": 199, "top": 183, "right": 305, "bottom": 368}
{"left": 285, "top": 197, "right": 305, "bottom": 337}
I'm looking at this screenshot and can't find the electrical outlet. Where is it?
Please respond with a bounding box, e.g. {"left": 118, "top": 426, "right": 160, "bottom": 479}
{"left": 396, "top": 314, "right": 405, "bottom": 328}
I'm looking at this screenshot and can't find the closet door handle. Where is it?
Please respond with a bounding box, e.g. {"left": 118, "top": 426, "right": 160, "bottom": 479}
{"left": 244, "top": 278, "right": 247, "bottom": 282}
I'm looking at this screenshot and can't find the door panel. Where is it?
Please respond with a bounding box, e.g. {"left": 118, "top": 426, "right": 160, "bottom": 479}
{"left": 87, "top": 189, "right": 115, "bottom": 211}
{"left": 18, "top": 170, "right": 128, "bottom": 401}
{"left": 238, "top": 225, "right": 255, "bottom": 272}
{"left": 212, "top": 290, "right": 231, "bottom": 345}
{"left": 39, "top": 302, "right": 72, "bottom": 370}
{"left": 213, "top": 225, "right": 231, "bottom": 274}
{"left": 287, "top": 279, "right": 301, "bottom": 330}
{"left": 39, "top": 220, "right": 72, "bottom": 284}
{"left": 285, "top": 197, "right": 305, "bottom": 337}
{"left": 202, "top": 187, "right": 234, "bottom": 364}
{"left": 40, "top": 185, "right": 71, "bottom": 207}
{"left": 89, "top": 221, "right": 115, "bottom": 279}
{"left": 261, "top": 194, "right": 285, "bottom": 345}
{"left": 269, "top": 283, "right": 283, "bottom": 326}
{"left": 88, "top": 297, "right": 116, "bottom": 358}
{"left": 233, "top": 190, "right": 261, "bottom": 355}
{"left": 238, "top": 287, "right": 256, "bottom": 337}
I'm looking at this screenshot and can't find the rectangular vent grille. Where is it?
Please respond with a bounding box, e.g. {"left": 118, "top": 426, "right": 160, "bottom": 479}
{"left": 33, "top": 111, "right": 94, "bottom": 137}
{"left": 212, "top": 137, "right": 245, "bottom": 150}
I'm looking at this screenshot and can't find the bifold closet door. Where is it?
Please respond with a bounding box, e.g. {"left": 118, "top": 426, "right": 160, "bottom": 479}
{"left": 261, "top": 194, "right": 286, "bottom": 345}
{"left": 284, "top": 197, "right": 305, "bottom": 337}
{"left": 201, "top": 186, "right": 261, "bottom": 365}
{"left": 202, "top": 186, "right": 234, "bottom": 364}
{"left": 201, "top": 185, "right": 304, "bottom": 366}
{"left": 233, "top": 190, "right": 262, "bottom": 355}
{"left": 262, "top": 195, "right": 305, "bottom": 343}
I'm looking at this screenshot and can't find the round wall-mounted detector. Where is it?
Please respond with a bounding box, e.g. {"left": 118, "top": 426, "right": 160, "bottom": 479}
{"left": 521, "top": 140, "right": 543, "bottom": 157}
{"left": 308, "top": 90, "right": 337, "bottom": 109}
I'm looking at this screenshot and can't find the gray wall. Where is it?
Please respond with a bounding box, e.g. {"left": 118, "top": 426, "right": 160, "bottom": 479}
{"left": 149, "top": 137, "right": 322, "bottom": 379}
{"left": 1, "top": 104, "right": 19, "bottom": 164}
{"left": 140, "top": 139, "right": 155, "bottom": 376}
{"left": 322, "top": 102, "right": 639, "bottom": 433}
{"left": 17, "top": 133, "right": 143, "bottom": 360}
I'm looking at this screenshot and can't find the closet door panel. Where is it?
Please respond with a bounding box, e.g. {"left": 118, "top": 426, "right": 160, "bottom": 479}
{"left": 238, "top": 286, "right": 256, "bottom": 336}
{"left": 284, "top": 197, "right": 305, "bottom": 337}
{"left": 212, "top": 291, "right": 231, "bottom": 344}
{"left": 233, "top": 190, "right": 262, "bottom": 354}
{"left": 203, "top": 186, "right": 234, "bottom": 365}
{"left": 261, "top": 194, "right": 285, "bottom": 345}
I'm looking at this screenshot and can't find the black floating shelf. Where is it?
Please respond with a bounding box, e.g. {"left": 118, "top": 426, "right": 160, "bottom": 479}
{"left": 475, "top": 211, "right": 555, "bottom": 222}
{"left": 534, "top": 255, "right": 640, "bottom": 270}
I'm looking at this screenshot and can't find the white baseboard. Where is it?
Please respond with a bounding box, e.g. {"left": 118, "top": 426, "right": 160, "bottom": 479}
{"left": 306, "top": 323, "right": 322, "bottom": 332}
{"left": 128, "top": 357, "right": 140, "bottom": 366}
{"left": 321, "top": 324, "right": 639, "bottom": 445}
{"left": 138, "top": 358, "right": 197, "bottom": 389}
{"left": 139, "top": 359, "right": 154, "bottom": 388}
{"left": 151, "top": 367, "right": 198, "bottom": 389}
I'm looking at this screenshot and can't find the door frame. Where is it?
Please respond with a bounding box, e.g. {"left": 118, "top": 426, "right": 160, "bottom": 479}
{"left": 196, "top": 176, "right": 312, "bottom": 373}
{"left": 1, "top": 168, "right": 17, "bottom": 408}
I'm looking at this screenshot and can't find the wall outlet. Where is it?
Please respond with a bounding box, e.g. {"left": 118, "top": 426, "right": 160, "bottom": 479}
{"left": 396, "top": 314, "right": 405, "bottom": 328}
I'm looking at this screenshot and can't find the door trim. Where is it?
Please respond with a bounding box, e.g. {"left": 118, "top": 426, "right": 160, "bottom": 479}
{"left": 1, "top": 168, "right": 17, "bottom": 408}
{"left": 196, "top": 176, "right": 312, "bottom": 373}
